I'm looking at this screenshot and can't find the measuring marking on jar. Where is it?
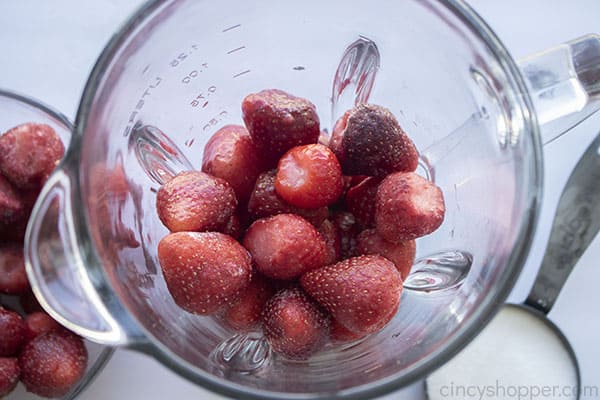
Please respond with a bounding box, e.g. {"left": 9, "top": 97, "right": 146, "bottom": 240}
{"left": 122, "top": 76, "right": 162, "bottom": 137}
{"left": 233, "top": 69, "right": 251, "bottom": 78}
{"left": 227, "top": 46, "right": 246, "bottom": 54}
{"left": 222, "top": 23, "right": 241, "bottom": 33}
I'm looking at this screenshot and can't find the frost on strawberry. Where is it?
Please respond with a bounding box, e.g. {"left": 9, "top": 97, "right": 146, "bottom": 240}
{"left": 261, "top": 286, "right": 330, "bottom": 360}
{"left": 242, "top": 89, "right": 320, "bottom": 166}
{"left": 301, "top": 255, "right": 402, "bottom": 336}
{"left": 158, "top": 232, "right": 252, "bottom": 315}
{"left": 243, "top": 214, "right": 328, "bottom": 280}
{"left": 375, "top": 172, "right": 445, "bottom": 242}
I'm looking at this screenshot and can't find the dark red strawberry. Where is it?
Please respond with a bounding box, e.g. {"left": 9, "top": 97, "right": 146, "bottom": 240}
{"left": 220, "top": 274, "right": 275, "bottom": 331}
{"left": 23, "top": 312, "right": 64, "bottom": 343}
{"left": 345, "top": 177, "right": 382, "bottom": 228}
{"left": 0, "top": 308, "right": 25, "bottom": 357}
{"left": 275, "top": 144, "right": 343, "bottom": 209}
{"left": 317, "top": 219, "right": 341, "bottom": 265}
{"left": 331, "top": 211, "right": 360, "bottom": 260}
{"left": 242, "top": 89, "right": 320, "bottom": 166}
{"left": 202, "top": 124, "right": 266, "bottom": 204}
{"left": 19, "top": 331, "right": 87, "bottom": 398}
{"left": 0, "top": 175, "right": 25, "bottom": 225}
{"left": 243, "top": 214, "right": 328, "bottom": 280}
{"left": 0, "top": 357, "right": 19, "bottom": 397}
{"left": 261, "top": 286, "right": 330, "bottom": 360}
{"left": 330, "top": 318, "right": 367, "bottom": 344}
{"left": 375, "top": 172, "right": 445, "bottom": 242}
{"left": 156, "top": 171, "right": 237, "bottom": 233}
{"left": 247, "top": 170, "right": 328, "bottom": 226}
{"left": 301, "top": 255, "right": 402, "bottom": 335}
{"left": 0, "top": 123, "right": 64, "bottom": 189}
{"left": 158, "top": 232, "right": 252, "bottom": 315}
{"left": 334, "top": 104, "right": 418, "bottom": 176}
{"left": 0, "top": 242, "right": 29, "bottom": 295}
{"left": 356, "top": 229, "right": 416, "bottom": 279}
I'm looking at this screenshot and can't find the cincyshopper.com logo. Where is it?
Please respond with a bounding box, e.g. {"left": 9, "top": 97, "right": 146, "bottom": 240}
{"left": 438, "top": 381, "right": 599, "bottom": 399}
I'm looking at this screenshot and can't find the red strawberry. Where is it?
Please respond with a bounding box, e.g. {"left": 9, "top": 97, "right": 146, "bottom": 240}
{"left": 243, "top": 214, "right": 328, "bottom": 280}
{"left": 0, "top": 175, "right": 25, "bottom": 225}
{"left": 201, "top": 124, "right": 266, "bottom": 204}
{"left": 0, "top": 357, "right": 19, "bottom": 397}
{"left": 356, "top": 229, "right": 416, "bottom": 279}
{"left": 219, "top": 274, "right": 275, "bottom": 331}
{"left": 261, "top": 286, "right": 330, "bottom": 360}
{"left": 334, "top": 104, "right": 418, "bottom": 176}
{"left": 301, "top": 255, "right": 402, "bottom": 335}
{"left": 375, "top": 172, "right": 445, "bottom": 242}
{"left": 331, "top": 211, "right": 360, "bottom": 260}
{"left": 0, "top": 242, "right": 29, "bottom": 295}
{"left": 242, "top": 89, "right": 320, "bottom": 166}
{"left": 156, "top": 171, "right": 237, "bottom": 233}
{"left": 157, "top": 232, "right": 252, "bottom": 315}
{"left": 0, "top": 123, "right": 64, "bottom": 189}
{"left": 275, "top": 144, "right": 343, "bottom": 209}
{"left": 247, "top": 170, "right": 328, "bottom": 226}
{"left": 317, "top": 219, "right": 341, "bottom": 265}
{"left": 345, "top": 177, "right": 382, "bottom": 228}
{"left": 0, "top": 307, "right": 25, "bottom": 357}
{"left": 19, "top": 331, "right": 87, "bottom": 398}
{"left": 330, "top": 318, "right": 367, "bottom": 344}
{"left": 23, "top": 312, "right": 64, "bottom": 343}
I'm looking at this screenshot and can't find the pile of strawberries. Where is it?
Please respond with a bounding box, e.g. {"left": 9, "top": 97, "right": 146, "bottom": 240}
{"left": 156, "top": 89, "right": 445, "bottom": 360}
{"left": 0, "top": 123, "right": 88, "bottom": 398}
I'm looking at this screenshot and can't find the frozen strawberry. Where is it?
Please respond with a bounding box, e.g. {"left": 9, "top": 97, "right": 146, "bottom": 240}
{"left": 356, "top": 229, "right": 416, "bottom": 279}
{"left": 330, "top": 318, "right": 367, "bottom": 344}
{"left": 19, "top": 331, "right": 87, "bottom": 398}
{"left": 375, "top": 172, "right": 445, "bottom": 242}
{"left": 331, "top": 211, "right": 360, "bottom": 260}
{"left": 244, "top": 214, "right": 328, "bottom": 280}
{"left": 301, "top": 255, "right": 402, "bottom": 335}
{"left": 247, "top": 170, "right": 328, "bottom": 226}
{"left": 220, "top": 274, "right": 275, "bottom": 331}
{"left": 242, "top": 89, "right": 320, "bottom": 166}
{"left": 345, "top": 177, "right": 381, "bottom": 228}
{"left": 317, "top": 219, "right": 341, "bottom": 265}
{"left": 0, "top": 123, "right": 64, "bottom": 189}
{"left": 19, "top": 291, "right": 43, "bottom": 314}
{"left": 275, "top": 144, "right": 343, "bottom": 209}
{"left": 156, "top": 171, "right": 237, "bottom": 233}
{"left": 0, "top": 175, "right": 25, "bottom": 225}
{"left": 261, "top": 286, "right": 330, "bottom": 360}
{"left": 0, "top": 308, "right": 25, "bottom": 357}
{"left": 158, "top": 232, "right": 252, "bottom": 315}
{"left": 0, "top": 357, "right": 19, "bottom": 397}
{"left": 0, "top": 242, "right": 29, "bottom": 295}
{"left": 202, "top": 124, "right": 266, "bottom": 204}
{"left": 334, "top": 104, "right": 418, "bottom": 176}
{"left": 23, "top": 312, "right": 64, "bottom": 343}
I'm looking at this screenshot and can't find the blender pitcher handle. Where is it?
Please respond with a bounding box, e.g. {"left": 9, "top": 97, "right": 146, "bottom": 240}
{"left": 518, "top": 34, "right": 600, "bottom": 144}
{"left": 25, "top": 165, "right": 137, "bottom": 346}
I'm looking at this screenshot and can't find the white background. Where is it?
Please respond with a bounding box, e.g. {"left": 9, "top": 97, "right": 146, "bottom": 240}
{"left": 1, "top": 1, "right": 599, "bottom": 399}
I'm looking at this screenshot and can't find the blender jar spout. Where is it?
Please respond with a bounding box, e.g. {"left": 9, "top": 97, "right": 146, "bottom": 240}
{"left": 24, "top": 163, "right": 145, "bottom": 346}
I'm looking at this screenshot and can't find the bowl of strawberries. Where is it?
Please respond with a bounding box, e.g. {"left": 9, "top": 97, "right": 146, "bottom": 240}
{"left": 22, "top": 0, "right": 600, "bottom": 399}
{"left": 0, "top": 89, "right": 114, "bottom": 399}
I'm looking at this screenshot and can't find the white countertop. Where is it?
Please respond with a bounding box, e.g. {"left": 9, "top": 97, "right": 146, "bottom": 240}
{"left": 1, "top": 1, "right": 599, "bottom": 399}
